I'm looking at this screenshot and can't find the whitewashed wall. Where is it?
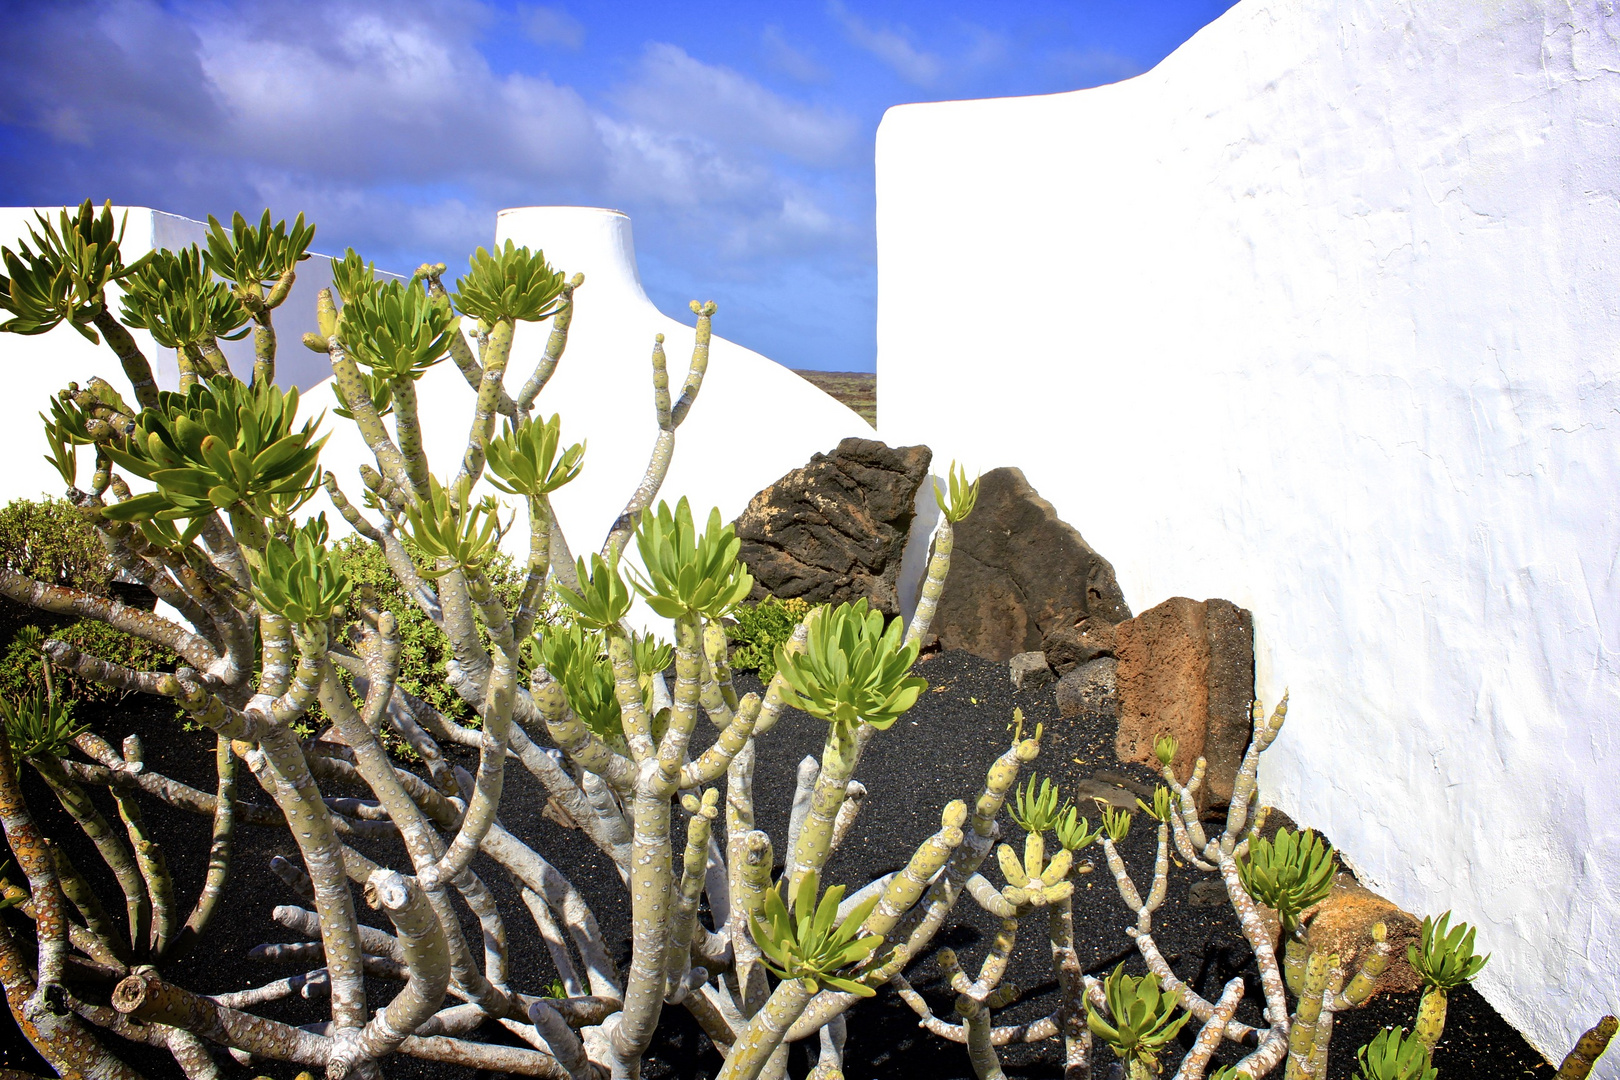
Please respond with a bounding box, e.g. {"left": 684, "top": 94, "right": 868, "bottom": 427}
{"left": 876, "top": 0, "right": 1620, "bottom": 1066}
{"left": 0, "top": 205, "right": 339, "bottom": 505}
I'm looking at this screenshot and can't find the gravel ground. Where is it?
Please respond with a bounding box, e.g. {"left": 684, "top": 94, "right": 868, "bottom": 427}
{"left": 0, "top": 651, "right": 1559, "bottom": 1078}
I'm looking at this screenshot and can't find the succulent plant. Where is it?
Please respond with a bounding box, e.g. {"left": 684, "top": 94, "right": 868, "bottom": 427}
{"left": 1099, "top": 802, "right": 1133, "bottom": 844}
{"left": 1153, "top": 733, "right": 1177, "bottom": 769}
{"left": 1085, "top": 964, "right": 1190, "bottom": 1077}
{"left": 934, "top": 461, "right": 981, "bottom": 524}
{"left": 202, "top": 209, "right": 314, "bottom": 302}
{"left": 1054, "top": 803, "right": 1103, "bottom": 852}
{"left": 452, "top": 240, "right": 569, "bottom": 325}
{"left": 538, "top": 623, "right": 623, "bottom": 743}
{"left": 627, "top": 498, "right": 753, "bottom": 621}
{"left": 118, "top": 245, "right": 253, "bottom": 350}
{"left": 1009, "top": 775, "right": 1068, "bottom": 834}
{"left": 775, "top": 598, "right": 926, "bottom": 732}
{"left": 399, "top": 476, "right": 507, "bottom": 579}
{"left": 1, "top": 689, "right": 86, "bottom": 759}
{"left": 1408, "top": 911, "right": 1489, "bottom": 1056}
{"left": 1135, "top": 785, "right": 1174, "bottom": 824}
{"left": 484, "top": 414, "right": 585, "bottom": 499}
{"left": 1236, "top": 826, "right": 1335, "bottom": 945}
{"left": 749, "top": 869, "right": 886, "bottom": 996}
{"left": 336, "top": 278, "right": 457, "bottom": 380}
{"left": 557, "top": 553, "right": 632, "bottom": 631}
{"left": 251, "top": 517, "right": 352, "bottom": 626}
{"left": 1356, "top": 1027, "right": 1438, "bottom": 1080}
{"left": 100, "top": 378, "right": 326, "bottom": 544}
{"left": 330, "top": 248, "right": 378, "bottom": 307}
{"left": 0, "top": 200, "right": 142, "bottom": 341}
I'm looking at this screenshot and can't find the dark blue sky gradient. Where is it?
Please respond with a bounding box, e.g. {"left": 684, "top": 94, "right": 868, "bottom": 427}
{"left": 0, "top": 0, "right": 1237, "bottom": 371}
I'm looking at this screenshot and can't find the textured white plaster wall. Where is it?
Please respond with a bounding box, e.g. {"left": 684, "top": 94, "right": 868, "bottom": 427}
{"left": 0, "top": 205, "right": 342, "bottom": 505}
{"left": 876, "top": 0, "right": 1620, "bottom": 1066}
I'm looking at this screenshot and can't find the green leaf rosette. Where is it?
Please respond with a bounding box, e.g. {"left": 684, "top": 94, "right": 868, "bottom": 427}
{"left": 774, "top": 598, "right": 925, "bottom": 732}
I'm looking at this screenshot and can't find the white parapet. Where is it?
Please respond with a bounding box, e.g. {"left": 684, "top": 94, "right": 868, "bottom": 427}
{"left": 876, "top": 0, "right": 1620, "bottom": 1066}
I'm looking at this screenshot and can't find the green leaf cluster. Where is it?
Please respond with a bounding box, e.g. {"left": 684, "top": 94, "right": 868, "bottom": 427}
{"left": 557, "top": 555, "right": 631, "bottom": 631}
{"left": 1135, "top": 785, "right": 1174, "bottom": 824}
{"left": 452, "top": 241, "right": 568, "bottom": 324}
{"left": 1356, "top": 1027, "right": 1439, "bottom": 1080}
{"left": 535, "top": 623, "right": 623, "bottom": 744}
{"left": 400, "top": 477, "right": 506, "bottom": 579}
{"left": 1407, "top": 911, "right": 1489, "bottom": 991}
{"left": 203, "top": 210, "right": 314, "bottom": 297}
{"left": 726, "top": 595, "right": 809, "bottom": 683}
{"left": 1099, "top": 803, "right": 1133, "bottom": 844}
{"left": 1, "top": 687, "right": 86, "bottom": 759}
{"left": 1010, "top": 776, "right": 1067, "bottom": 834}
{"left": 485, "top": 415, "right": 584, "bottom": 498}
{"left": 0, "top": 200, "right": 139, "bottom": 341}
{"left": 629, "top": 499, "right": 752, "bottom": 621}
{"left": 1236, "top": 827, "right": 1335, "bottom": 939}
{"left": 337, "top": 279, "right": 456, "bottom": 380}
{"left": 749, "top": 869, "right": 886, "bottom": 996}
{"left": 1086, "top": 965, "right": 1190, "bottom": 1072}
{"left": 330, "top": 249, "right": 378, "bottom": 306}
{"left": 775, "top": 599, "right": 925, "bottom": 732}
{"left": 933, "top": 461, "right": 981, "bottom": 524}
{"left": 100, "top": 379, "right": 326, "bottom": 539}
{"left": 252, "top": 517, "right": 351, "bottom": 625}
{"left": 119, "top": 245, "right": 252, "bottom": 349}
{"left": 330, "top": 369, "right": 394, "bottom": 422}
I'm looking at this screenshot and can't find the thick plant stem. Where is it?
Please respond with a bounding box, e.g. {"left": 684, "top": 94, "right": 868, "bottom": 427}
{"left": 0, "top": 917, "right": 141, "bottom": 1080}
{"left": 111, "top": 781, "right": 177, "bottom": 956}
{"left": 92, "top": 309, "right": 159, "bottom": 410}
{"left": 167, "top": 738, "right": 234, "bottom": 958}
{"left": 111, "top": 971, "right": 330, "bottom": 1066}
{"left": 29, "top": 754, "right": 150, "bottom": 955}
{"left": 0, "top": 735, "right": 69, "bottom": 1025}
{"left": 389, "top": 375, "right": 433, "bottom": 495}
{"left": 611, "top": 786, "right": 676, "bottom": 1074}
{"left": 718, "top": 979, "right": 813, "bottom": 1080}
{"left": 516, "top": 274, "right": 583, "bottom": 413}
{"left": 459, "top": 317, "right": 516, "bottom": 487}
{"left": 256, "top": 725, "right": 370, "bottom": 1033}
{"left": 337, "top": 871, "right": 450, "bottom": 1068}
{"left": 786, "top": 723, "right": 859, "bottom": 892}
{"left": 1413, "top": 985, "right": 1447, "bottom": 1057}
{"left": 905, "top": 517, "right": 954, "bottom": 648}
{"left": 1556, "top": 1016, "right": 1618, "bottom": 1080}
{"left": 601, "top": 302, "right": 714, "bottom": 561}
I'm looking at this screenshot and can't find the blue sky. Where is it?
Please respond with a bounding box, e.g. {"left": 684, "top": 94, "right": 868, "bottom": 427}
{"left": 0, "top": 0, "right": 1236, "bottom": 372}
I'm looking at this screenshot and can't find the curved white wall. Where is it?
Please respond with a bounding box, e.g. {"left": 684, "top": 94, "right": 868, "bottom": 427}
{"left": 876, "top": 0, "right": 1620, "bottom": 1066}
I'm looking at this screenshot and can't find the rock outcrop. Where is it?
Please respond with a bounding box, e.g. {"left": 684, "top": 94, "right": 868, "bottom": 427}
{"left": 928, "top": 467, "right": 1130, "bottom": 666}
{"left": 732, "top": 438, "right": 931, "bottom": 616}
{"left": 1113, "top": 597, "right": 1255, "bottom": 808}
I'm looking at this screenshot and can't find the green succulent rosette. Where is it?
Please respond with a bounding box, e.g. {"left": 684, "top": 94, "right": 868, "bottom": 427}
{"left": 118, "top": 245, "right": 252, "bottom": 350}
{"left": 774, "top": 598, "right": 925, "bottom": 732}
{"left": 251, "top": 517, "right": 351, "bottom": 626}
{"left": 336, "top": 278, "right": 456, "bottom": 380}
{"left": 400, "top": 476, "right": 506, "bottom": 579}
{"left": 627, "top": 498, "right": 753, "bottom": 621}
{"left": 1085, "top": 964, "right": 1190, "bottom": 1073}
{"left": 1236, "top": 826, "right": 1335, "bottom": 941}
{"left": 0, "top": 200, "right": 142, "bottom": 341}
{"left": 1, "top": 689, "right": 86, "bottom": 759}
{"left": 452, "top": 240, "right": 568, "bottom": 324}
{"left": 99, "top": 377, "right": 326, "bottom": 543}
{"left": 749, "top": 869, "right": 887, "bottom": 996}
{"left": 485, "top": 414, "right": 585, "bottom": 498}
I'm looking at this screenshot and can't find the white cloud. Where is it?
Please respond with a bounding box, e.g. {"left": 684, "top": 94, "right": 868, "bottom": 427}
{"left": 827, "top": 1, "right": 943, "bottom": 88}
{"left": 610, "top": 44, "right": 855, "bottom": 168}
{"left": 761, "top": 25, "right": 828, "bottom": 84}
{"left": 523, "top": 4, "right": 585, "bottom": 50}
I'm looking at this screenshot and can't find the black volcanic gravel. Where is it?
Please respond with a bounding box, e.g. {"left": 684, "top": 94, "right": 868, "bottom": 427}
{"left": 0, "top": 650, "right": 1560, "bottom": 1078}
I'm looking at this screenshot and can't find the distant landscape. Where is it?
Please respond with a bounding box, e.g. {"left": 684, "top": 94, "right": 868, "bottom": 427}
{"left": 791, "top": 369, "right": 877, "bottom": 428}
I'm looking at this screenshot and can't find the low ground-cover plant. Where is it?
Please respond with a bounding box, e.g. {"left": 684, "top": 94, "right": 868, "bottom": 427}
{"left": 726, "top": 594, "right": 809, "bottom": 683}
{"left": 0, "top": 199, "right": 1611, "bottom": 1080}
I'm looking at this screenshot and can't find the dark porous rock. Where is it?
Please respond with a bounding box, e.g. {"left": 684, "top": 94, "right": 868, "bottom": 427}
{"left": 1056, "top": 656, "right": 1117, "bottom": 720}
{"left": 930, "top": 467, "right": 1131, "bottom": 664}
{"left": 1188, "top": 879, "right": 1228, "bottom": 908}
{"left": 1009, "top": 651, "right": 1053, "bottom": 692}
{"left": 733, "top": 438, "right": 931, "bottom": 616}
{"left": 1072, "top": 777, "right": 1139, "bottom": 815}
{"left": 1114, "top": 597, "right": 1256, "bottom": 809}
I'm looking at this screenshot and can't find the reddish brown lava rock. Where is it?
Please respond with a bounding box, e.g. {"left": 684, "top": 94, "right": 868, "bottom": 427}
{"left": 1113, "top": 596, "right": 1255, "bottom": 807}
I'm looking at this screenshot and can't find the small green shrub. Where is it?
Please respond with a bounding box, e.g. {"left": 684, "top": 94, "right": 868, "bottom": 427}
{"left": 726, "top": 594, "right": 810, "bottom": 683}
{"left": 0, "top": 496, "right": 112, "bottom": 594}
